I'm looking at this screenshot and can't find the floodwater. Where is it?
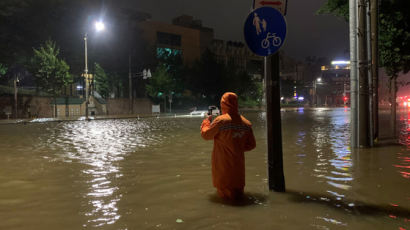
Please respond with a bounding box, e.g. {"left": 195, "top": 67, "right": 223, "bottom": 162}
{"left": 0, "top": 108, "right": 409, "bottom": 230}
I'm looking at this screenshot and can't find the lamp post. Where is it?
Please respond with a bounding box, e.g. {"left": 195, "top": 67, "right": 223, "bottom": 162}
{"left": 84, "top": 33, "right": 89, "bottom": 119}
{"left": 84, "top": 21, "right": 105, "bottom": 119}
{"left": 14, "top": 75, "right": 19, "bottom": 118}
{"left": 313, "top": 77, "right": 322, "bottom": 106}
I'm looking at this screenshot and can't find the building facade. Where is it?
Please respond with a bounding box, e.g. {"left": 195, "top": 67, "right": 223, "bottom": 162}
{"left": 318, "top": 61, "right": 350, "bottom": 106}
{"left": 208, "top": 39, "right": 264, "bottom": 77}
{"left": 137, "top": 15, "right": 214, "bottom": 65}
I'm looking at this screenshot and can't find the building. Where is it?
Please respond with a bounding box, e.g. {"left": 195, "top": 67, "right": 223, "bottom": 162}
{"left": 172, "top": 15, "right": 214, "bottom": 54}
{"left": 279, "top": 53, "right": 306, "bottom": 82}
{"left": 136, "top": 15, "right": 214, "bottom": 65}
{"left": 317, "top": 61, "right": 351, "bottom": 106}
{"left": 209, "top": 39, "right": 264, "bottom": 77}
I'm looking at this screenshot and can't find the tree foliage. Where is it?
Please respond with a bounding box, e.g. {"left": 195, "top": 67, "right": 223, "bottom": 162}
{"left": 0, "top": 63, "right": 7, "bottom": 76}
{"left": 317, "top": 0, "right": 349, "bottom": 20}
{"left": 94, "top": 63, "right": 110, "bottom": 98}
{"left": 186, "top": 50, "right": 227, "bottom": 103}
{"left": 31, "top": 40, "right": 72, "bottom": 96}
{"left": 146, "top": 65, "right": 175, "bottom": 102}
{"left": 183, "top": 50, "right": 262, "bottom": 107}
{"left": 379, "top": 0, "right": 410, "bottom": 78}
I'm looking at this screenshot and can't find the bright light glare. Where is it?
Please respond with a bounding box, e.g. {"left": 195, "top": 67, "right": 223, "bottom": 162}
{"left": 317, "top": 78, "right": 322, "bottom": 82}
{"left": 95, "top": 21, "right": 105, "bottom": 31}
{"left": 298, "top": 97, "right": 304, "bottom": 101}
{"left": 331, "top": 60, "right": 350, "bottom": 65}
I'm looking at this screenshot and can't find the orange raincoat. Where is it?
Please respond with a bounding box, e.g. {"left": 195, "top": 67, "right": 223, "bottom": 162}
{"left": 201, "top": 92, "right": 256, "bottom": 199}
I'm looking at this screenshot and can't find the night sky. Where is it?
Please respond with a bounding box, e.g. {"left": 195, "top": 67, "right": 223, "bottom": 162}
{"left": 117, "top": 0, "right": 349, "bottom": 61}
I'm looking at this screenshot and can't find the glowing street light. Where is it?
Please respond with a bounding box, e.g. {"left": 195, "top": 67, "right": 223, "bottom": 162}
{"left": 331, "top": 60, "right": 350, "bottom": 65}
{"left": 313, "top": 77, "right": 323, "bottom": 106}
{"left": 95, "top": 21, "right": 105, "bottom": 32}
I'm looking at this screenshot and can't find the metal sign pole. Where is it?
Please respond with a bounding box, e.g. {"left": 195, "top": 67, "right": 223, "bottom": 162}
{"left": 265, "top": 54, "right": 286, "bottom": 192}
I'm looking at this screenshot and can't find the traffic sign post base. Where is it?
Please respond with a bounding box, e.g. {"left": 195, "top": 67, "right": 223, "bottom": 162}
{"left": 265, "top": 54, "right": 286, "bottom": 192}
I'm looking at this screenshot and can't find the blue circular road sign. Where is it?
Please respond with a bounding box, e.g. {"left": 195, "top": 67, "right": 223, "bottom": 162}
{"left": 244, "top": 7, "right": 287, "bottom": 56}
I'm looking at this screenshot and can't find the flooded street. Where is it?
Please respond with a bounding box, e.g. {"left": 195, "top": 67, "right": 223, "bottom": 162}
{"left": 0, "top": 108, "right": 409, "bottom": 229}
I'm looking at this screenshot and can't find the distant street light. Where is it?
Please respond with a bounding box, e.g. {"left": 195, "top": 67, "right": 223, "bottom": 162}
{"left": 84, "top": 20, "right": 105, "bottom": 119}
{"left": 313, "top": 77, "right": 323, "bottom": 106}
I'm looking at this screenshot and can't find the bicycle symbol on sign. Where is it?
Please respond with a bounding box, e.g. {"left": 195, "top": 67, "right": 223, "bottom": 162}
{"left": 261, "top": 32, "right": 282, "bottom": 48}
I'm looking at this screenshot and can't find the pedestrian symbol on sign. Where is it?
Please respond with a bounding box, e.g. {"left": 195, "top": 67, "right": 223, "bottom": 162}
{"left": 253, "top": 13, "right": 269, "bottom": 36}
{"left": 253, "top": 13, "right": 262, "bottom": 35}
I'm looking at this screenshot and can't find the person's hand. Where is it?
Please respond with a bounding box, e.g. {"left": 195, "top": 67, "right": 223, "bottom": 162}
{"left": 206, "top": 114, "right": 213, "bottom": 121}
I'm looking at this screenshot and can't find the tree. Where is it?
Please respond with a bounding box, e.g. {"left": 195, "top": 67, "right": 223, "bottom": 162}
{"left": 223, "top": 60, "right": 262, "bottom": 106}
{"left": 185, "top": 50, "right": 227, "bottom": 105}
{"left": 94, "top": 63, "right": 110, "bottom": 98}
{"left": 31, "top": 40, "right": 72, "bottom": 116}
{"left": 146, "top": 65, "right": 175, "bottom": 110}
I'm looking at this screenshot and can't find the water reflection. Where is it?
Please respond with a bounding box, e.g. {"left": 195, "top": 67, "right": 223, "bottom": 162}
{"left": 47, "top": 119, "right": 158, "bottom": 227}
{"left": 306, "top": 108, "right": 353, "bottom": 228}
{"left": 397, "top": 109, "right": 410, "bottom": 179}
{"left": 311, "top": 108, "right": 353, "bottom": 194}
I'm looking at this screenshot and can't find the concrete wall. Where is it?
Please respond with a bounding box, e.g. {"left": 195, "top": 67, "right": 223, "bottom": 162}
{"left": 0, "top": 96, "right": 152, "bottom": 118}
{"left": 0, "top": 95, "right": 53, "bottom": 118}
{"left": 106, "top": 98, "right": 152, "bottom": 115}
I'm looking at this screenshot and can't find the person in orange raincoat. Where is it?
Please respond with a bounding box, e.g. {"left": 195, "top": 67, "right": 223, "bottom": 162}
{"left": 201, "top": 92, "right": 256, "bottom": 200}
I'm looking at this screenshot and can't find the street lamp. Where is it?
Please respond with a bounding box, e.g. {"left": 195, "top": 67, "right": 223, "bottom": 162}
{"left": 313, "top": 77, "right": 322, "bottom": 106}
{"left": 84, "top": 20, "right": 105, "bottom": 119}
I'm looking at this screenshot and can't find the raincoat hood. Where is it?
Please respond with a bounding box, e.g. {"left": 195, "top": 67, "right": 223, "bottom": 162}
{"left": 220, "top": 92, "right": 238, "bottom": 115}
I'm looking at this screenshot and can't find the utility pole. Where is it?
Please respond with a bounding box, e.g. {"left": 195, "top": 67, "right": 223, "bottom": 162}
{"left": 14, "top": 75, "right": 18, "bottom": 119}
{"left": 358, "top": 0, "right": 370, "bottom": 147}
{"left": 265, "top": 54, "right": 285, "bottom": 192}
{"left": 370, "top": 0, "right": 379, "bottom": 141}
{"left": 366, "top": 0, "right": 374, "bottom": 147}
{"left": 349, "top": 0, "right": 359, "bottom": 148}
{"left": 129, "top": 54, "right": 133, "bottom": 114}
{"left": 84, "top": 34, "right": 89, "bottom": 119}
